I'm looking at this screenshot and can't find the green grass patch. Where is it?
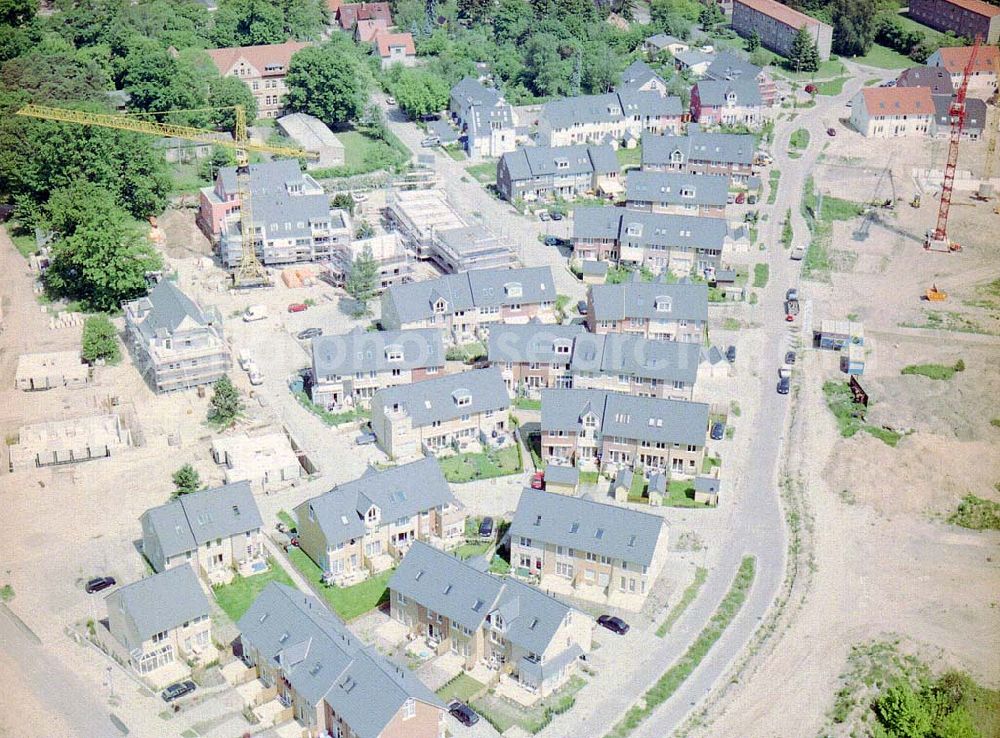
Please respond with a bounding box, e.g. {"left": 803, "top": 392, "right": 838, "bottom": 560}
{"left": 466, "top": 161, "right": 497, "bottom": 184}
{"left": 664, "top": 479, "right": 711, "bottom": 508}
{"left": 294, "top": 390, "right": 369, "bottom": 427}
{"left": 212, "top": 557, "right": 296, "bottom": 621}
{"left": 437, "top": 673, "right": 486, "bottom": 704}
{"left": 454, "top": 541, "right": 491, "bottom": 560}
{"left": 656, "top": 567, "right": 708, "bottom": 637}
{"left": 616, "top": 144, "right": 642, "bottom": 171}
{"left": 514, "top": 397, "right": 542, "bottom": 411}
{"left": 948, "top": 494, "right": 1000, "bottom": 531}
{"left": 627, "top": 469, "right": 648, "bottom": 502}
{"left": 489, "top": 554, "right": 511, "bottom": 575}
{"left": 702, "top": 454, "right": 721, "bottom": 474}
{"left": 865, "top": 77, "right": 881, "bottom": 86}
{"left": 607, "top": 264, "right": 658, "bottom": 285}
{"left": 767, "top": 170, "right": 781, "bottom": 205}
{"left": 604, "top": 557, "right": 756, "bottom": 738}
{"left": 901, "top": 310, "right": 994, "bottom": 335}
{"left": 340, "top": 129, "right": 408, "bottom": 173}
{"left": 901, "top": 360, "right": 963, "bottom": 380}
{"left": 287, "top": 547, "right": 392, "bottom": 620}
{"left": 579, "top": 470, "right": 600, "bottom": 485}
{"left": 722, "top": 317, "right": 741, "bottom": 331}
{"left": 789, "top": 128, "right": 810, "bottom": 152}
{"left": 816, "top": 77, "right": 848, "bottom": 95}
{"left": 442, "top": 144, "right": 467, "bottom": 161}
{"left": 167, "top": 161, "right": 210, "bottom": 197}
{"left": 277, "top": 510, "right": 297, "bottom": 532}
{"left": 473, "top": 675, "right": 586, "bottom": 734}
{"left": 438, "top": 446, "right": 522, "bottom": 483}
{"left": 752, "top": 263, "right": 769, "bottom": 288}
{"left": 822, "top": 381, "right": 902, "bottom": 447}
{"left": 771, "top": 58, "right": 846, "bottom": 81}
{"left": 11, "top": 232, "right": 36, "bottom": 258}
{"left": 847, "top": 43, "right": 913, "bottom": 70}
{"left": 445, "top": 341, "right": 487, "bottom": 362}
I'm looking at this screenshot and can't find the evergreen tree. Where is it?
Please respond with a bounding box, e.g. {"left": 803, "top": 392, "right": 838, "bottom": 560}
{"left": 747, "top": 29, "right": 761, "bottom": 52}
{"left": 831, "top": 0, "right": 875, "bottom": 57}
{"left": 81, "top": 314, "right": 121, "bottom": 364}
{"left": 208, "top": 375, "right": 243, "bottom": 427}
{"left": 788, "top": 26, "right": 820, "bottom": 73}
{"left": 345, "top": 245, "right": 379, "bottom": 316}
{"left": 171, "top": 464, "right": 202, "bottom": 496}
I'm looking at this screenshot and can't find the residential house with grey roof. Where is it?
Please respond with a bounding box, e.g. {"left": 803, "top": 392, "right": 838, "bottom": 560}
{"left": 389, "top": 541, "right": 592, "bottom": 698}
{"left": 643, "top": 33, "right": 689, "bottom": 57}
{"left": 379, "top": 266, "right": 557, "bottom": 344}
{"left": 124, "top": 279, "right": 232, "bottom": 393}
{"left": 197, "top": 159, "right": 352, "bottom": 267}
{"left": 449, "top": 77, "right": 518, "bottom": 160}
{"left": 691, "top": 79, "right": 764, "bottom": 128}
{"left": 237, "top": 582, "right": 445, "bottom": 738}
{"left": 104, "top": 564, "right": 211, "bottom": 680}
{"left": 569, "top": 332, "right": 700, "bottom": 401}
{"left": 572, "top": 206, "right": 727, "bottom": 277}
{"left": 642, "top": 129, "right": 756, "bottom": 183}
{"left": 705, "top": 52, "right": 777, "bottom": 106}
{"left": 488, "top": 323, "right": 585, "bottom": 398}
{"left": 673, "top": 49, "right": 715, "bottom": 77}
{"left": 537, "top": 88, "right": 683, "bottom": 148}
{"left": 896, "top": 66, "right": 955, "bottom": 96}
{"left": 509, "top": 488, "right": 670, "bottom": 610}
{"left": 294, "top": 458, "right": 465, "bottom": 586}
{"left": 619, "top": 60, "right": 669, "bottom": 95}
{"left": 497, "top": 144, "right": 620, "bottom": 202}
{"left": 140, "top": 481, "right": 265, "bottom": 585}
{"left": 586, "top": 280, "right": 709, "bottom": 343}
{"left": 539, "top": 388, "right": 708, "bottom": 474}
{"left": 625, "top": 170, "right": 729, "bottom": 218}
{"left": 370, "top": 367, "right": 511, "bottom": 459}
{"left": 310, "top": 327, "right": 445, "bottom": 409}
{"left": 932, "top": 94, "right": 987, "bottom": 139}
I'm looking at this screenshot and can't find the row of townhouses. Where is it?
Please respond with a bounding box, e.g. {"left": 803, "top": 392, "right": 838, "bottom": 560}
{"left": 642, "top": 128, "right": 756, "bottom": 182}
{"left": 624, "top": 170, "right": 730, "bottom": 218}
{"left": 497, "top": 144, "right": 621, "bottom": 202}
{"left": 586, "top": 280, "right": 708, "bottom": 342}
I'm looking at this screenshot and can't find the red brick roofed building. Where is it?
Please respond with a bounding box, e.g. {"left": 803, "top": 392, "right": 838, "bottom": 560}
{"left": 927, "top": 44, "right": 999, "bottom": 93}
{"left": 205, "top": 41, "right": 309, "bottom": 119}
{"left": 849, "top": 86, "right": 935, "bottom": 138}
{"left": 355, "top": 17, "right": 389, "bottom": 42}
{"left": 908, "top": 0, "right": 1000, "bottom": 45}
{"left": 373, "top": 30, "right": 416, "bottom": 70}
{"left": 731, "top": 0, "right": 833, "bottom": 60}
{"left": 337, "top": 2, "right": 392, "bottom": 30}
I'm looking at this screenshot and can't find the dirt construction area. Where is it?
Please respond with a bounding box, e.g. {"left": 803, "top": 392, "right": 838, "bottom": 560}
{"left": 689, "top": 127, "right": 1000, "bottom": 736}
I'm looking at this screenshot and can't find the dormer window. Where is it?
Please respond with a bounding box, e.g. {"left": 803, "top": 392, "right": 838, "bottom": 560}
{"left": 504, "top": 282, "right": 523, "bottom": 298}
{"left": 385, "top": 345, "right": 403, "bottom": 362}
{"left": 680, "top": 187, "right": 695, "bottom": 199}
{"left": 655, "top": 296, "right": 672, "bottom": 312}
{"left": 452, "top": 390, "right": 471, "bottom": 407}
{"left": 366, "top": 506, "right": 378, "bottom": 522}
{"left": 433, "top": 298, "right": 447, "bottom": 313}
{"left": 625, "top": 222, "right": 642, "bottom": 237}
{"left": 554, "top": 341, "right": 570, "bottom": 354}
{"left": 555, "top": 158, "right": 569, "bottom": 169}
{"left": 670, "top": 150, "right": 684, "bottom": 163}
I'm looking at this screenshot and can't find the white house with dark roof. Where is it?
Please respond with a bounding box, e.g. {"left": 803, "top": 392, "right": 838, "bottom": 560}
{"left": 619, "top": 59, "right": 669, "bottom": 96}
{"left": 705, "top": 51, "right": 778, "bottom": 107}
{"left": 449, "top": 77, "right": 518, "bottom": 159}
{"left": 104, "top": 564, "right": 211, "bottom": 682}
{"left": 690, "top": 79, "right": 764, "bottom": 128}
{"left": 572, "top": 206, "right": 727, "bottom": 276}
{"left": 389, "top": 541, "right": 593, "bottom": 699}
{"left": 370, "top": 367, "right": 511, "bottom": 459}
{"left": 644, "top": 33, "right": 689, "bottom": 57}
{"left": 569, "top": 332, "right": 700, "bottom": 401}
{"left": 586, "top": 280, "right": 709, "bottom": 343}
{"left": 379, "top": 266, "right": 557, "bottom": 343}
{"left": 140, "top": 481, "right": 265, "bottom": 585}
{"left": 642, "top": 129, "right": 756, "bottom": 182}
{"left": 625, "top": 170, "right": 729, "bottom": 218}
{"left": 123, "top": 280, "right": 232, "bottom": 394}
{"left": 487, "top": 322, "right": 585, "bottom": 397}
{"left": 310, "top": 327, "right": 445, "bottom": 409}
{"left": 294, "top": 458, "right": 465, "bottom": 585}
{"left": 509, "top": 488, "right": 670, "bottom": 610}
{"left": 237, "top": 582, "right": 446, "bottom": 738}
{"left": 497, "top": 144, "right": 620, "bottom": 202}
{"left": 537, "top": 89, "right": 684, "bottom": 147}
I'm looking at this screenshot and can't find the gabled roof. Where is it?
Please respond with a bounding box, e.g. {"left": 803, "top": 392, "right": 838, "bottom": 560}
{"left": 734, "top": 0, "right": 826, "bottom": 29}
{"left": 588, "top": 280, "right": 710, "bottom": 323}
{"left": 694, "top": 79, "right": 763, "bottom": 107}
{"left": 338, "top": 1, "right": 392, "bottom": 28}
{"left": 617, "top": 89, "right": 684, "bottom": 118}
{"left": 859, "top": 86, "right": 934, "bottom": 116}
{"left": 625, "top": 170, "right": 730, "bottom": 207}
{"left": 383, "top": 267, "right": 555, "bottom": 323}
{"left": 312, "top": 327, "right": 444, "bottom": 378}
{"left": 297, "top": 459, "right": 457, "bottom": 548}
{"left": 501, "top": 144, "right": 618, "bottom": 181}
{"left": 705, "top": 52, "right": 762, "bottom": 83}
{"left": 141, "top": 482, "right": 262, "bottom": 559}
{"left": 544, "top": 463, "right": 579, "bottom": 485}
{"left": 645, "top": 33, "right": 685, "bottom": 49}
{"left": 542, "top": 93, "right": 624, "bottom": 129}
{"left": 570, "top": 332, "right": 701, "bottom": 383}
{"left": 206, "top": 41, "right": 308, "bottom": 77}
{"left": 374, "top": 30, "right": 415, "bottom": 58}
{"left": 895, "top": 66, "right": 954, "bottom": 96}
{"left": 933, "top": 0, "right": 1000, "bottom": 19}
{"left": 933, "top": 94, "right": 986, "bottom": 131}
{"left": 452, "top": 77, "right": 504, "bottom": 109}
{"left": 931, "top": 45, "right": 1000, "bottom": 75}
{"left": 510, "top": 488, "right": 667, "bottom": 566}
{"left": 487, "top": 322, "right": 586, "bottom": 365}
{"left": 619, "top": 60, "right": 667, "bottom": 92}
{"left": 674, "top": 50, "right": 715, "bottom": 70}
{"left": 218, "top": 160, "right": 330, "bottom": 237}
{"left": 643, "top": 131, "right": 755, "bottom": 167}
{"left": 575, "top": 207, "right": 727, "bottom": 252}
{"left": 106, "top": 565, "right": 208, "bottom": 647}
{"left": 132, "top": 280, "right": 208, "bottom": 338}
{"left": 238, "top": 583, "right": 442, "bottom": 737}
{"left": 540, "top": 388, "right": 709, "bottom": 446}
{"left": 371, "top": 367, "right": 510, "bottom": 427}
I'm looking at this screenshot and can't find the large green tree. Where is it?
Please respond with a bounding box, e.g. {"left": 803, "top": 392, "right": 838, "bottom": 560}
{"left": 787, "top": 26, "right": 820, "bottom": 73}
{"left": 875, "top": 682, "right": 932, "bottom": 738}
{"left": 208, "top": 375, "right": 243, "bottom": 428}
{"left": 43, "top": 183, "right": 162, "bottom": 311}
{"left": 390, "top": 67, "right": 450, "bottom": 119}
{"left": 345, "top": 244, "right": 379, "bottom": 316}
{"left": 284, "top": 43, "right": 366, "bottom": 125}
{"left": 523, "top": 33, "right": 574, "bottom": 97}
{"left": 208, "top": 74, "right": 258, "bottom": 132}
{"left": 212, "top": 0, "right": 285, "bottom": 46}
{"left": 122, "top": 38, "right": 211, "bottom": 124}
{"left": 171, "top": 464, "right": 202, "bottom": 496}
{"left": 831, "top": 0, "right": 875, "bottom": 57}
{"left": 81, "top": 314, "right": 121, "bottom": 363}
{"left": 1, "top": 49, "right": 111, "bottom": 102}
{"left": 492, "top": 0, "right": 532, "bottom": 44}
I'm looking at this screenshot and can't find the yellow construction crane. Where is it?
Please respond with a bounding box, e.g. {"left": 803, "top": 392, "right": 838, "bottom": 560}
{"left": 16, "top": 104, "right": 318, "bottom": 288}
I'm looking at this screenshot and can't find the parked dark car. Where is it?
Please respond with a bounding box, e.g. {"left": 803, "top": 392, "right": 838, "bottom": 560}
{"left": 725, "top": 345, "right": 736, "bottom": 363}
{"left": 577, "top": 300, "right": 588, "bottom": 316}
{"left": 784, "top": 351, "right": 796, "bottom": 365}
{"left": 549, "top": 211, "right": 564, "bottom": 221}
{"left": 161, "top": 680, "right": 196, "bottom": 702}
{"left": 597, "top": 614, "right": 630, "bottom": 635}
{"left": 354, "top": 432, "right": 377, "bottom": 446}
{"left": 777, "top": 377, "right": 790, "bottom": 395}
{"left": 85, "top": 576, "right": 116, "bottom": 594}
{"left": 449, "top": 701, "right": 480, "bottom": 726}
{"left": 478, "top": 516, "right": 495, "bottom": 539}
{"left": 296, "top": 327, "right": 322, "bottom": 340}
{"left": 710, "top": 422, "right": 725, "bottom": 441}
{"left": 827, "top": 127, "right": 837, "bottom": 137}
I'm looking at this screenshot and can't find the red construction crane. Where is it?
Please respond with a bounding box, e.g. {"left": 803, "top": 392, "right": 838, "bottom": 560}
{"left": 926, "top": 36, "right": 981, "bottom": 252}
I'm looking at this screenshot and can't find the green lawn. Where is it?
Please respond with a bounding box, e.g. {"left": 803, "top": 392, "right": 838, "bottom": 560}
{"left": 489, "top": 555, "right": 511, "bottom": 575}
{"left": 513, "top": 397, "right": 542, "bottom": 411}
{"left": 277, "top": 510, "right": 297, "bottom": 532}
{"left": 445, "top": 341, "right": 488, "bottom": 362}
{"left": 466, "top": 161, "right": 497, "bottom": 184}
{"left": 579, "top": 470, "right": 600, "bottom": 485}
{"left": 665, "top": 480, "right": 711, "bottom": 508}
{"left": 627, "top": 470, "right": 647, "bottom": 502}
{"left": 901, "top": 361, "right": 963, "bottom": 380}
{"left": 453, "top": 541, "right": 491, "bottom": 560}
{"left": 293, "top": 389, "right": 369, "bottom": 427}
{"left": 339, "top": 130, "right": 407, "bottom": 172}
{"left": 702, "top": 455, "right": 721, "bottom": 475}
{"left": 286, "top": 547, "right": 392, "bottom": 621}
{"left": 767, "top": 170, "right": 781, "bottom": 205}
{"left": 11, "top": 232, "right": 35, "bottom": 258}
{"left": 437, "top": 446, "right": 522, "bottom": 483}
{"left": 443, "top": 144, "right": 467, "bottom": 161}
{"left": 895, "top": 11, "right": 951, "bottom": 44}
{"left": 771, "top": 58, "right": 846, "bottom": 81}
{"left": 212, "top": 557, "right": 296, "bottom": 621}
{"left": 616, "top": 144, "right": 642, "bottom": 171}
{"left": 656, "top": 566, "right": 708, "bottom": 637}
{"left": 473, "top": 675, "right": 586, "bottom": 734}
{"left": 789, "top": 128, "right": 810, "bottom": 152}
{"left": 816, "top": 77, "right": 848, "bottom": 96}
{"left": 753, "top": 263, "right": 769, "bottom": 289}
{"left": 847, "top": 43, "right": 914, "bottom": 70}
{"left": 167, "top": 161, "right": 210, "bottom": 197}
{"left": 437, "top": 673, "right": 486, "bottom": 704}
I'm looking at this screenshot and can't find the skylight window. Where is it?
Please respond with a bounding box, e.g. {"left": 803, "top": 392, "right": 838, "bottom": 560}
{"left": 472, "top": 599, "right": 484, "bottom": 612}
{"left": 443, "top": 584, "right": 452, "bottom": 595}
{"left": 627, "top": 535, "right": 637, "bottom": 547}
{"left": 570, "top": 522, "right": 579, "bottom": 534}
{"left": 534, "top": 514, "right": 542, "bottom": 526}
{"left": 415, "top": 570, "right": 425, "bottom": 581}
{"left": 595, "top": 528, "right": 605, "bottom": 539}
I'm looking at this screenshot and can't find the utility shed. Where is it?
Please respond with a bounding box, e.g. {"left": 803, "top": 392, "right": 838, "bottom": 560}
{"left": 9, "top": 414, "right": 131, "bottom": 472}
{"left": 276, "top": 113, "right": 346, "bottom": 169}
{"left": 544, "top": 463, "right": 579, "bottom": 495}
{"left": 693, "top": 475, "right": 720, "bottom": 506}
{"left": 15, "top": 351, "right": 89, "bottom": 391}
{"left": 580, "top": 260, "right": 608, "bottom": 285}
{"left": 211, "top": 431, "right": 302, "bottom": 491}
{"left": 816, "top": 320, "right": 864, "bottom": 350}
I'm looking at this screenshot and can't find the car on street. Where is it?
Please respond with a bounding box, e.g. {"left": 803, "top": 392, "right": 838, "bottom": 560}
{"left": 790, "top": 245, "right": 805, "bottom": 260}
{"left": 288, "top": 303, "right": 308, "bottom": 313}
{"left": 386, "top": 96, "right": 396, "bottom": 105}
{"left": 786, "top": 288, "right": 798, "bottom": 302}
{"left": 478, "top": 516, "right": 495, "bottom": 539}
{"left": 804, "top": 83, "right": 817, "bottom": 94}
{"left": 577, "top": 300, "right": 588, "bottom": 316}
{"left": 85, "top": 576, "right": 116, "bottom": 594}
{"left": 827, "top": 127, "right": 837, "bottom": 137}
{"left": 419, "top": 113, "right": 441, "bottom": 122}
{"left": 777, "top": 376, "right": 790, "bottom": 395}
{"left": 538, "top": 211, "right": 551, "bottom": 221}
{"left": 544, "top": 236, "right": 559, "bottom": 246}
{"left": 420, "top": 136, "right": 440, "bottom": 148}
{"left": 296, "top": 327, "right": 323, "bottom": 340}
{"left": 735, "top": 192, "right": 746, "bottom": 204}
{"left": 449, "top": 701, "right": 480, "bottom": 726}
{"left": 243, "top": 304, "right": 267, "bottom": 322}
{"left": 785, "top": 350, "right": 796, "bottom": 365}
{"left": 710, "top": 422, "right": 725, "bottom": 440}
{"left": 597, "top": 614, "right": 630, "bottom": 635}
{"left": 248, "top": 366, "right": 264, "bottom": 385}
{"left": 161, "top": 681, "right": 196, "bottom": 702}
{"left": 778, "top": 364, "right": 792, "bottom": 379}
{"left": 530, "top": 471, "right": 545, "bottom": 490}
{"left": 355, "top": 432, "right": 377, "bottom": 446}
{"left": 725, "top": 345, "right": 736, "bottom": 363}
{"left": 549, "top": 211, "right": 564, "bottom": 221}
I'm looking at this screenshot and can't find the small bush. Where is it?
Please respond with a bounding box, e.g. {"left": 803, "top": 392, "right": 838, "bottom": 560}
{"left": 948, "top": 495, "right": 1000, "bottom": 530}
{"left": 0, "top": 584, "right": 13, "bottom": 602}
{"left": 900, "top": 362, "right": 959, "bottom": 381}
{"left": 753, "top": 263, "right": 769, "bottom": 288}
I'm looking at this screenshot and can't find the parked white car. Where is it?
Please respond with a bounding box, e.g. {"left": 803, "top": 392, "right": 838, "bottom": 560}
{"left": 243, "top": 305, "right": 268, "bottom": 322}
